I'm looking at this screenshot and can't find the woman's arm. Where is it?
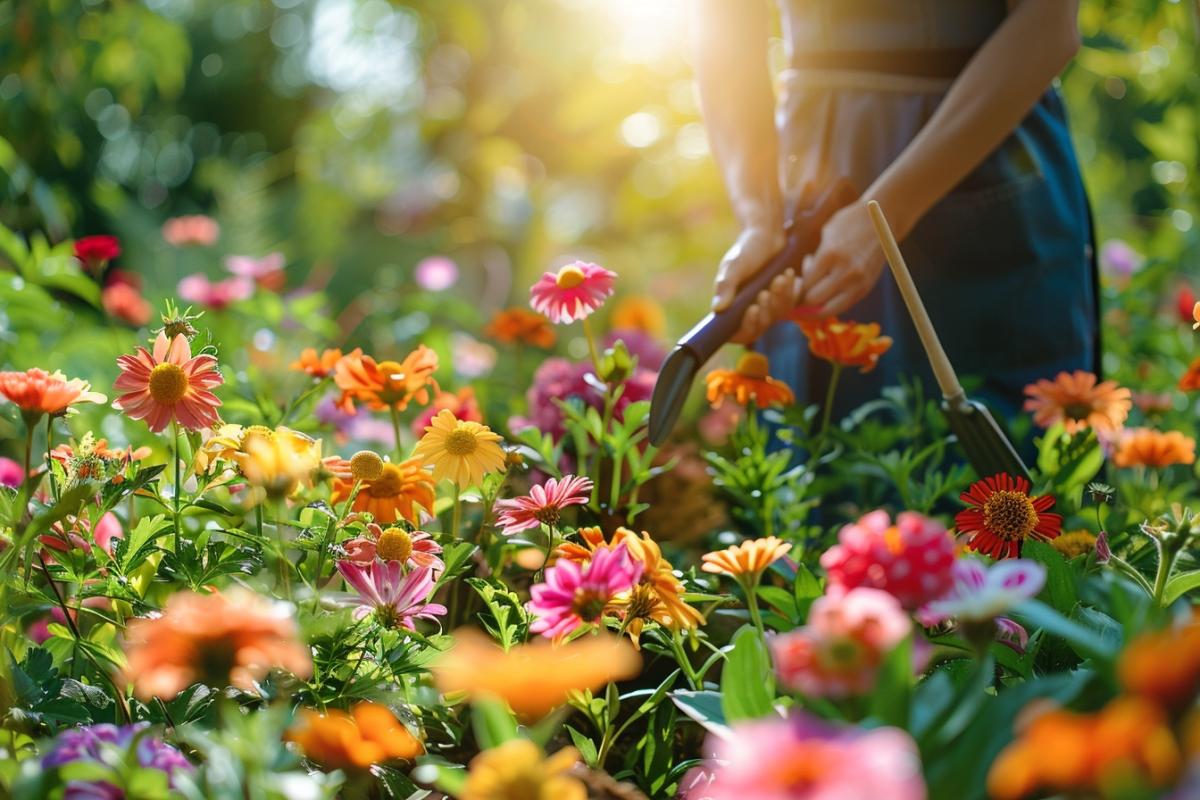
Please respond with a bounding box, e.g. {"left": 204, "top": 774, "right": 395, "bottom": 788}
{"left": 799, "top": 0, "right": 1082, "bottom": 317}
{"left": 692, "top": 0, "right": 798, "bottom": 331}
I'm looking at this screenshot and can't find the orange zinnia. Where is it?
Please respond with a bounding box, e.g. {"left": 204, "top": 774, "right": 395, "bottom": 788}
{"left": 484, "top": 308, "right": 556, "bottom": 349}
{"left": 795, "top": 316, "right": 893, "bottom": 373}
{"left": 431, "top": 628, "right": 642, "bottom": 719}
{"left": 610, "top": 295, "right": 666, "bottom": 338}
{"left": 290, "top": 347, "right": 343, "bottom": 378}
{"left": 702, "top": 536, "right": 792, "bottom": 580}
{"left": 987, "top": 697, "right": 1182, "bottom": 800}
{"left": 121, "top": 589, "right": 312, "bottom": 701}
{"left": 704, "top": 352, "right": 794, "bottom": 408}
{"left": 0, "top": 368, "right": 105, "bottom": 421}
{"left": 1178, "top": 356, "right": 1200, "bottom": 391}
{"left": 330, "top": 456, "right": 435, "bottom": 524}
{"left": 1118, "top": 611, "right": 1200, "bottom": 709}
{"left": 1112, "top": 428, "right": 1196, "bottom": 468}
{"left": 286, "top": 702, "right": 423, "bottom": 770}
{"left": 1022, "top": 370, "right": 1131, "bottom": 435}
{"left": 333, "top": 345, "right": 439, "bottom": 414}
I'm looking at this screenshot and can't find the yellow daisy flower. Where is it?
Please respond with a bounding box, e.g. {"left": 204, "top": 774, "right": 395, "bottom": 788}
{"left": 412, "top": 409, "right": 505, "bottom": 488}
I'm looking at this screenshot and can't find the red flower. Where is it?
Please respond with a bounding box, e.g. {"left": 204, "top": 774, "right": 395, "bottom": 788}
{"left": 73, "top": 235, "right": 120, "bottom": 272}
{"left": 1178, "top": 285, "right": 1196, "bottom": 325}
{"left": 955, "top": 473, "right": 1062, "bottom": 560}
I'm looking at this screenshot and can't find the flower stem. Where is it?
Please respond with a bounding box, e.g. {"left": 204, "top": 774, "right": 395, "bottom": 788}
{"left": 44, "top": 416, "right": 58, "bottom": 502}
{"left": 581, "top": 316, "right": 602, "bottom": 374}
{"left": 668, "top": 629, "right": 701, "bottom": 691}
{"left": 389, "top": 405, "right": 404, "bottom": 461}
{"left": 815, "top": 363, "right": 843, "bottom": 454}
{"left": 171, "top": 421, "right": 182, "bottom": 554}
{"left": 740, "top": 576, "right": 765, "bottom": 638}
{"left": 275, "top": 498, "right": 292, "bottom": 601}
{"left": 450, "top": 483, "right": 462, "bottom": 538}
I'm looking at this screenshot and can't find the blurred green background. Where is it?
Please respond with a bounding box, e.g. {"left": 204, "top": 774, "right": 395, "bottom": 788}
{"left": 0, "top": 0, "right": 1196, "bottom": 384}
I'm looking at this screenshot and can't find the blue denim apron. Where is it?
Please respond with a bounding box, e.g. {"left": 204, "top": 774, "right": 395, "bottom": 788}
{"left": 760, "top": 0, "right": 1099, "bottom": 441}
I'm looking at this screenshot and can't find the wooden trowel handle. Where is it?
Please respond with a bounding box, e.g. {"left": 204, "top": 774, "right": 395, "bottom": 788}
{"left": 866, "top": 201, "right": 965, "bottom": 402}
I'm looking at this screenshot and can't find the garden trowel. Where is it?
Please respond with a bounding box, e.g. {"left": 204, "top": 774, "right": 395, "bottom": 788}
{"left": 866, "top": 200, "right": 1031, "bottom": 481}
{"left": 648, "top": 180, "right": 855, "bottom": 446}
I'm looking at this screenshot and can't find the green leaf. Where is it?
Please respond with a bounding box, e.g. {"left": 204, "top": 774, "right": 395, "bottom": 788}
{"left": 566, "top": 725, "right": 599, "bottom": 768}
{"left": 720, "top": 626, "right": 775, "bottom": 723}
{"left": 471, "top": 696, "right": 518, "bottom": 750}
{"left": 1164, "top": 570, "right": 1200, "bottom": 605}
{"left": 670, "top": 690, "right": 730, "bottom": 738}
{"left": 867, "top": 636, "right": 913, "bottom": 728}
{"left": 1022, "top": 540, "right": 1077, "bottom": 613}
{"left": 1012, "top": 599, "right": 1118, "bottom": 663}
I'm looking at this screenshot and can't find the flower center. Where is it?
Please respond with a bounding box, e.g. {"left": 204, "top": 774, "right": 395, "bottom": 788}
{"left": 147, "top": 363, "right": 188, "bottom": 405}
{"left": 533, "top": 506, "right": 562, "bottom": 527}
{"left": 444, "top": 429, "right": 478, "bottom": 457}
{"left": 571, "top": 589, "right": 608, "bottom": 623}
{"left": 818, "top": 637, "right": 866, "bottom": 671}
{"left": 622, "top": 583, "right": 658, "bottom": 621}
{"left": 735, "top": 352, "right": 770, "bottom": 380}
{"left": 555, "top": 264, "right": 586, "bottom": 290}
{"left": 1062, "top": 401, "right": 1093, "bottom": 421}
{"left": 376, "top": 528, "right": 413, "bottom": 563}
{"left": 982, "top": 490, "right": 1039, "bottom": 541}
{"left": 367, "top": 464, "right": 405, "bottom": 498}
{"left": 349, "top": 450, "right": 385, "bottom": 481}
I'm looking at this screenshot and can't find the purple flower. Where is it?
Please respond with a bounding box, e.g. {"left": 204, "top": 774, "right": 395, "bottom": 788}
{"left": 918, "top": 558, "right": 1045, "bottom": 625}
{"left": 42, "top": 723, "right": 191, "bottom": 798}
{"left": 1100, "top": 239, "right": 1142, "bottom": 279}
{"left": 510, "top": 358, "right": 657, "bottom": 441}
{"left": 414, "top": 256, "right": 459, "bottom": 292}
{"left": 336, "top": 561, "right": 447, "bottom": 630}
{"left": 994, "top": 617, "right": 1030, "bottom": 654}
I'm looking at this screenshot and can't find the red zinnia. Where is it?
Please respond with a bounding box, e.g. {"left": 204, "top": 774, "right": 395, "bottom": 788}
{"left": 955, "top": 473, "right": 1062, "bottom": 560}
{"left": 114, "top": 332, "right": 223, "bottom": 432}
{"left": 73, "top": 235, "right": 120, "bottom": 272}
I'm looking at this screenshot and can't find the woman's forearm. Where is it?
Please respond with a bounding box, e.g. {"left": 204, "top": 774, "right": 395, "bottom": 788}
{"left": 692, "top": 0, "right": 782, "bottom": 230}
{"left": 865, "top": 0, "right": 1082, "bottom": 239}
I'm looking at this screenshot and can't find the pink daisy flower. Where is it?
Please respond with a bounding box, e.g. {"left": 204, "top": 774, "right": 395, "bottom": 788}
{"left": 114, "top": 332, "right": 223, "bottom": 433}
{"left": 529, "top": 261, "right": 616, "bottom": 324}
{"left": 341, "top": 522, "right": 444, "bottom": 574}
{"left": 494, "top": 474, "right": 594, "bottom": 536}
{"left": 177, "top": 273, "right": 254, "bottom": 310}
{"left": 335, "top": 561, "right": 447, "bottom": 630}
{"left": 528, "top": 543, "right": 642, "bottom": 640}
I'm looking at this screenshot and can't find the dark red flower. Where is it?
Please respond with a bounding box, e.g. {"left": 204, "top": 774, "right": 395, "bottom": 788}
{"left": 1178, "top": 285, "right": 1196, "bottom": 325}
{"left": 73, "top": 235, "right": 121, "bottom": 272}
{"left": 955, "top": 473, "right": 1062, "bottom": 560}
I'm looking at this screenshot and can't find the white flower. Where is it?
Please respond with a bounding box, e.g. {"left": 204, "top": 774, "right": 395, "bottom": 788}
{"left": 918, "top": 558, "right": 1045, "bottom": 625}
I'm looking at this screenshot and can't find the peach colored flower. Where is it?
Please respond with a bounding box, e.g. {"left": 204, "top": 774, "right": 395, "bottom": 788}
{"left": 290, "top": 348, "right": 343, "bottom": 379}
{"left": 0, "top": 368, "right": 105, "bottom": 420}
{"left": 1112, "top": 428, "right": 1196, "bottom": 469}
{"left": 333, "top": 346, "right": 439, "bottom": 414}
{"left": 162, "top": 215, "right": 219, "bottom": 247}
{"left": 114, "top": 332, "right": 223, "bottom": 432}
{"left": 1022, "top": 370, "right": 1131, "bottom": 435}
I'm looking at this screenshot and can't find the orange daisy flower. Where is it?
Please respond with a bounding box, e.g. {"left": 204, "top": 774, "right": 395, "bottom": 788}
{"left": 333, "top": 346, "right": 438, "bottom": 414}
{"left": 954, "top": 473, "right": 1062, "bottom": 560}
{"left": 1118, "top": 610, "right": 1200, "bottom": 709}
{"left": 0, "top": 368, "right": 105, "bottom": 421}
{"left": 1178, "top": 356, "right": 1200, "bottom": 391}
{"left": 795, "top": 316, "right": 893, "bottom": 373}
{"left": 1112, "top": 428, "right": 1196, "bottom": 469}
{"left": 610, "top": 295, "right": 666, "bottom": 338}
{"left": 1022, "top": 370, "right": 1131, "bottom": 435}
{"left": 701, "top": 536, "right": 792, "bottom": 580}
{"left": 330, "top": 456, "right": 435, "bottom": 524}
{"left": 114, "top": 332, "right": 223, "bottom": 433}
{"left": 704, "top": 352, "right": 794, "bottom": 408}
{"left": 290, "top": 347, "right": 343, "bottom": 378}
{"left": 121, "top": 588, "right": 312, "bottom": 701}
{"left": 287, "top": 702, "right": 423, "bottom": 770}
{"left": 1193, "top": 300, "right": 1200, "bottom": 330}
{"left": 484, "top": 308, "right": 557, "bottom": 349}
{"left": 432, "top": 628, "right": 642, "bottom": 719}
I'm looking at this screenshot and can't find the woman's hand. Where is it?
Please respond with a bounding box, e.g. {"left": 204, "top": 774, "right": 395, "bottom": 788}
{"left": 799, "top": 199, "right": 886, "bottom": 317}
{"left": 710, "top": 224, "right": 801, "bottom": 344}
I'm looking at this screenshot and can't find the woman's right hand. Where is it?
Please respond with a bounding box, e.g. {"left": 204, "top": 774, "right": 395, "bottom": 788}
{"left": 711, "top": 224, "right": 801, "bottom": 344}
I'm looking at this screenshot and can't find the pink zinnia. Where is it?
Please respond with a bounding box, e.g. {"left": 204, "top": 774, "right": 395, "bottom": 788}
{"left": 335, "top": 561, "right": 447, "bottom": 630}
{"left": 341, "top": 522, "right": 444, "bottom": 574}
{"left": 0, "top": 457, "right": 23, "bottom": 488}
{"left": 820, "top": 510, "right": 956, "bottom": 610}
{"left": 770, "top": 587, "right": 911, "bottom": 698}
{"left": 162, "top": 215, "right": 219, "bottom": 247}
{"left": 177, "top": 274, "right": 254, "bottom": 310}
{"left": 114, "top": 332, "right": 223, "bottom": 433}
{"left": 494, "top": 474, "right": 593, "bottom": 536}
{"left": 529, "top": 261, "right": 616, "bottom": 324}
{"left": 683, "top": 714, "right": 926, "bottom": 800}
{"left": 528, "top": 543, "right": 642, "bottom": 640}
{"left": 225, "top": 252, "right": 286, "bottom": 291}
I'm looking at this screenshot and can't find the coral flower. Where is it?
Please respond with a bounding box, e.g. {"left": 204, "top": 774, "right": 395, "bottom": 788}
{"left": 529, "top": 261, "right": 616, "bottom": 324}
{"left": 687, "top": 715, "right": 926, "bottom": 800}
{"left": 114, "top": 332, "right": 223, "bottom": 433}
{"left": 461, "top": 741, "right": 585, "bottom": 800}
{"left": 333, "top": 346, "right": 439, "bottom": 414}
{"left": 494, "top": 474, "right": 593, "bottom": 536}
{"left": 73, "top": 235, "right": 121, "bottom": 273}
{"left": 528, "top": 543, "right": 642, "bottom": 640}
{"left": 121, "top": 589, "right": 312, "bottom": 701}
{"left": 411, "top": 386, "right": 482, "bottom": 438}
{"left": 1022, "top": 370, "right": 1131, "bottom": 435}
{"left": 919, "top": 558, "right": 1045, "bottom": 626}
{"left": 432, "top": 628, "right": 642, "bottom": 719}
{"left": 702, "top": 536, "right": 791, "bottom": 580}
{"left": 162, "top": 214, "right": 219, "bottom": 247}
{"left": 770, "top": 587, "right": 911, "bottom": 697}
{"left": 1112, "top": 428, "right": 1196, "bottom": 468}
{"left": 1179, "top": 356, "right": 1200, "bottom": 391}
{"left": 1049, "top": 530, "right": 1099, "bottom": 560}
{"left": 484, "top": 308, "right": 557, "bottom": 348}
{"left": 821, "top": 510, "right": 957, "bottom": 610}
{"left": 795, "top": 316, "right": 893, "bottom": 373}
{"left": 1118, "top": 611, "right": 1200, "bottom": 709}
{"left": 102, "top": 281, "right": 153, "bottom": 326}
{"left": 330, "top": 456, "right": 435, "bottom": 525}
{"left": 286, "top": 702, "right": 423, "bottom": 770}
{"left": 290, "top": 348, "right": 343, "bottom": 379}
{"left": 412, "top": 409, "right": 506, "bottom": 488}
{"left": 0, "top": 368, "right": 105, "bottom": 421}
{"left": 341, "top": 522, "right": 444, "bottom": 573}
{"left": 955, "top": 473, "right": 1062, "bottom": 559}
{"left": 987, "top": 697, "right": 1182, "bottom": 800}
{"left": 704, "top": 351, "right": 795, "bottom": 408}
{"left": 177, "top": 273, "right": 254, "bottom": 310}
{"left": 335, "top": 561, "right": 446, "bottom": 629}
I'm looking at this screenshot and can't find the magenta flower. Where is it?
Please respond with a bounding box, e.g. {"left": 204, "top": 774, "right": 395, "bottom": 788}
{"left": 820, "top": 510, "right": 956, "bottom": 610}
{"left": 341, "top": 522, "right": 444, "bottom": 574}
{"left": 178, "top": 273, "right": 254, "bottom": 310}
{"left": 682, "top": 714, "right": 926, "bottom": 800}
{"left": 509, "top": 357, "right": 656, "bottom": 441}
{"left": 494, "top": 474, "right": 593, "bottom": 536}
{"left": 528, "top": 543, "right": 642, "bottom": 640}
{"left": 918, "top": 558, "right": 1045, "bottom": 626}
{"left": 770, "top": 587, "right": 911, "bottom": 697}
{"left": 0, "top": 456, "right": 23, "bottom": 488}
{"left": 414, "top": 255, "right": 459, "bottom": 291}
{"left": 529, "top": 261, "right": 616, "bottom": 324}
{"left": 225, "top": 252, "right": 286, "bottom": 290}
{"left": 335, "top": 561, "right": 447, "bottom": 630}
{"left": 162, "top": 215, "right": 219, "bottom": 247}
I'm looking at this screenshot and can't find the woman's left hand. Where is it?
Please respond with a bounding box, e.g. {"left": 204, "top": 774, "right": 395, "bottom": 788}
{"left": 799, "top": 200, "right": 886, "bottom": 317}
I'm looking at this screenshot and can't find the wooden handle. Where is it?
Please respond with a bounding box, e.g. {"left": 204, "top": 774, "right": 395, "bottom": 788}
{"left": 866, "top": 201, "right": 964, "bottom": 400}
